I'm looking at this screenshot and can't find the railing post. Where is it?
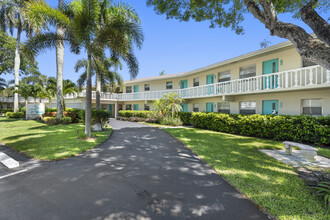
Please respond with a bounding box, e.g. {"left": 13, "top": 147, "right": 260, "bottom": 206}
{"left": 326, "top": 69, "right": 330, "bottom": 84}
{"left": 308, "top": 68, "right": 314, "bottom": 85}
{"left": 294, "top": 71, "right": 298, "bottom": 86}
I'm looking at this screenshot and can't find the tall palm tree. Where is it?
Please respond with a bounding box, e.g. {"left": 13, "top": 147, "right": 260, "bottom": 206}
{"left": 69, "top": 0, "right": 143, "bottom": 137}
{"left": 46, "top": 77, "right": 78, "bottom": 109}
{"left": 24, "top": 0, "right": 79, "bottom": 119}
{"left": 75, "top": 56, "right": 123, "bottom": 94}
{"left": 0, "top": 0, "right": 46, "bottom": 112}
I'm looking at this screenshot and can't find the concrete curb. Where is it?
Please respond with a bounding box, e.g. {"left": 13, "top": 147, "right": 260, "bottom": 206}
{"left": 0, "top": 152, "right": 19, "bottom": 169}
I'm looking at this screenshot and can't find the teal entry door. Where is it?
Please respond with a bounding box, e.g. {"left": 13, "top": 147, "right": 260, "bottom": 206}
{"left": 263, "top": 58, "right": 279, "bottom": 89}
{"left": 206, "top": 102, "right": 214, "bottom": 112}
{"left": 206, "top": 74, "right": 215, "bottom": 95}
{"left": 180, "top": 80, "right": 188, "bottom": 97}
{"left": 134, "top": 85, "right": 139, "bottom": 99}
{"left": 109, "top": 104, "right": 113, "bottom": 117}
{"left": 180, "top": 103, "right": 188, "bottom": 112}
{"left": 263, "top": 100, "right": 278, "bottom": 115}
{"left": 133, "top": 104, "right": 139, "bottom": 111}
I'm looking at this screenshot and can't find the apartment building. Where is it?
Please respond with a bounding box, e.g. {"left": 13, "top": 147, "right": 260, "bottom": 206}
{"left": 2, "top": 40, "right": 329, "bottom": 117}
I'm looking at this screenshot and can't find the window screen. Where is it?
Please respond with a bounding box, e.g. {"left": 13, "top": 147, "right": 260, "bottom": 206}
{"left": 240, "top": 65, "right": 256, "bottom": 79}
{"left": 218, "top": 71, "right": 231, "bottom": 82}
{"left": 301, "top": 99, "right": 322, "bottom": 115}
{"left": 218, "top": 102, "right": 230, "bottom": 114}
{"left": 240, "top": 101, "right": 256, "bottom": 114}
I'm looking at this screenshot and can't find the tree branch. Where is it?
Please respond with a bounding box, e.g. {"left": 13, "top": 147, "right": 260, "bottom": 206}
{"left": 300, "top": 0, "right": 330, "bottom": 46}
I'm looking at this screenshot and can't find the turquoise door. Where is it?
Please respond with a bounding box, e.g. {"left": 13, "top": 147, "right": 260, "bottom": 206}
{"left": 263, "top": 59, "right": 279, "bottom": 89}
{"left": 180, "top": 80, "right": 188, "bottom": 97}
{"left": 134, "top": 85, "right": 139, "bottom": 99}
{"left": 206, "top": 74, "right": 215, "bottom": 95}
{"left": 109, "top": 104, "right": 113, "bottom": 117}
{"left": 206, "top": 102, "right": 214, "bottom": 112}
{"left": 263, "top": 100, "right": 278, "bottom": 115}
{"left": 180, "top": 103, "right": 188, "bottom": 112}
{"left": 133, "top": 104, "right": 139, "bottom": 111}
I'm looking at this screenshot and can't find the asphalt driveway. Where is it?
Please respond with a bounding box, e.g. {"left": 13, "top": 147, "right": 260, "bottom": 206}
{"left": 0, "top": 119, "right": 268, "bottom": 219}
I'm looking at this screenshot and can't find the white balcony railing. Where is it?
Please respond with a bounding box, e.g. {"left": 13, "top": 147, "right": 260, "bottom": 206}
{"left": 3, "top": 65, "right": 327, "bottom": 103}
{"left": 95, "top": 65, "right": 329, "bottom": 101}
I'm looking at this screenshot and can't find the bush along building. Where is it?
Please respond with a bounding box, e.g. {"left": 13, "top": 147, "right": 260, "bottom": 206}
{"left": 1, "top": 40, "right": 330, "bottom": 117}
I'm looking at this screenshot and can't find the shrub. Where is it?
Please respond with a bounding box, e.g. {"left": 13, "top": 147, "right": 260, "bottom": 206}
{"left": 190, "top": 112, "right": 330, "bottom": 146}
{"left": 43, "top": 117, "right": 61, "bottom": 125}
{"left": 0, "top": 108, "right": 13, "bottom": 113}
{"left": 92, "top": 109, "right": 111, "bottom": 128}
{"left": 61, "top": 117, "right": 72, "bottom": 124}
{"left": 6, "top": 112, "right": 24, "bottom": 118}
{"left": 159, "top": 116, "right": 183, "bottom": 126}
{"left": 118, "top": 110, "right": 152, "bottom": 118}
{"left": 45, "top": 108, "right": 57, "bottom": 113}
{"left": 178, "top": 112, "right": 193, "bottom": 125}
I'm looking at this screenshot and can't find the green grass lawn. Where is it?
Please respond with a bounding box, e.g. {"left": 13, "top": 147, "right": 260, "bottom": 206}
{"left": 0, "top": 117, "right": 112, "bottom": 160}
{"left": 164, "top": 128, "right": 329, "bottom": 220}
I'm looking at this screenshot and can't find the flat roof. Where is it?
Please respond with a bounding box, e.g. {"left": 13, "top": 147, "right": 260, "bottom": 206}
{"left": 125, "top": 40, "right": 293, "bottom": 84}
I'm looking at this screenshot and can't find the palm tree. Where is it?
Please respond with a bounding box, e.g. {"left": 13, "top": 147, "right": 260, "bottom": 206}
{"left": 0, "top": 78, "right": 6, "bottom": 90}
{"left": 69, "top": 0, "right": 143, "bottom": 137}
{"left": 75, "top": 56, "right": 123, "bottom": 95}
{"left": 0, "top": 0, "right": 47, "bottom": 112}
{"left": 162, "top": 93, "right": 183, "bottom": 118}
{"left": 46, "top": 77, "right": 78, "bottom": 110}
{"left": 24, "top": 0, "right": 77, "bottom": 119}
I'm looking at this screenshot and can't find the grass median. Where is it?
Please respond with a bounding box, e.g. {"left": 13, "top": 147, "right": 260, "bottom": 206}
{"left": 0, "top": 117, "right": 112, "bottom": 160}
{"left": 163, "top": 127, "right": 328, "bottom": 220}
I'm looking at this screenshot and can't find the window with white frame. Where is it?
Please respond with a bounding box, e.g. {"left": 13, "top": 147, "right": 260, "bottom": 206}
{"left": 126, "top": 86, "right": 132, "bottom": 93}
{"left": 218, "top": 71, "right": 231, "bottom": 82}
{"left": 301, "top": 99, "right": 322, "bottom": 115}
{"left": 218, "top": 102, "right": 230, "bottom": 114}
{"left": 144, "top": 84, "right": 150, "bottom": 91}
{"left": 193, "top": 104, "right": 199, "bottom": 112}
{"left": 144, "top": 104, "right": 150, "bottom": 111}
{"left": 193, "top": 78, "right": 199, "bottom": 87}
{"left": 240, "top": 65, "right": 256, "bottom": 79}
{"left": 240, "top": 101, "right": 256, "bottom": 114}
{"left": 166, "top": 81, "right": 173, "bottom": 89}
{"left": 126, "top": 104, "right": 132, "bottom": 110}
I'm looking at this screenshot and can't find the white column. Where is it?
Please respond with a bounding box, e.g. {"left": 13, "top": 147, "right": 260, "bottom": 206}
{"left": 114, "top": 102, "right": 118, "bottom": 119}
{"left": 326, "top": 69, "right": 330, "bottom": 84}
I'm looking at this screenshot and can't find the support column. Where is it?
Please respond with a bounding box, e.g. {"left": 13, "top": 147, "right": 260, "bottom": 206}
{"left": 115, "top": 102, "right": 118, "bottom": 119}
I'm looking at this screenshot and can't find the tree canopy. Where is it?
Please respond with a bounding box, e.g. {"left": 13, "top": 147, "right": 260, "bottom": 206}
{"left": 147, "top": 0, "right": 330, "bottom": 69}
{"left": 0, "top": 30, "right": 39, "bottom": 76}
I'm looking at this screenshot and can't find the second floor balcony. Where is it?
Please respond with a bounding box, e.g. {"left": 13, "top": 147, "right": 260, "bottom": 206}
{"left": 75, "top": 65, "right": 329, "bottom": 102}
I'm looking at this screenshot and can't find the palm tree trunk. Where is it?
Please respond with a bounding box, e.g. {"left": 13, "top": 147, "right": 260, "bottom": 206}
{"left": 95, "top": 72, "right": 101, "bottom": 110}
{"left": 56, "top": 0, "right": 65, "bottom": 119}
{"left": 85, "top": 52, "right": 92, "bottom": 137}
{"left": 13, "top": 25, "right": 22, "bottom": 113}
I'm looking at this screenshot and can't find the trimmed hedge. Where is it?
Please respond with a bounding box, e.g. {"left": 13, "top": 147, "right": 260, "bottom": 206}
{"left": 118, "top": 110, "right": 152, "bottom": 118}
{"left": 43, "top": 116, "right": 72, "bottom": 125}
{"left": 189, "top": 113, "right": 330, "bottom": 146}
{"left": 0, "top": 108, "right": 13, "bottom": 113}
{"left": 6, "top": 112, "right": 24, "bottom": 118}
{"left": 178, "top": 112, "right": 193, "bottom": 125}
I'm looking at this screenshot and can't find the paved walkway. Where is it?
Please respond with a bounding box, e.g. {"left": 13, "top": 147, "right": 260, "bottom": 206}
{"left": 0, "top": 120, "right": 268, "bottom": 219}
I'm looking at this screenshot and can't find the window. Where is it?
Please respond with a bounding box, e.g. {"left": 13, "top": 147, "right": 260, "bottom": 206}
{"left": 240, "top": 65, "right": 256, "bottom": 79}
{"left": 166, "top": 81, "right": 173, "bottom": 89}
{"left": 240, "top": 101, "right": 256, "bottom": 114}
{"left": 218, "top": 102, "right": 230, "bottom": 114}
{"left": 144, "top": 84, "right": 150, "bottom": 91}
{"left": 126, "top": 104, "right": 132, "bottom": 110}
{"left": 126, "top": 86, "right": 132, "bottom": 93}
{"left": 301, "top": 99, "right": 322, "bottom": 115}
{"left": 302, "top": 59, "right": 317, "bottom": 67}
{"left": 193, "top": 78, "right": 199, "bottom": 87}
{"left": 193, "top": 104, "right": 199, "bottom": 112}
{"left": 218, "top": 71, "right": 231, "bottom": 82}
{"left": 144, "top": 104, "right": 150, "bottom": 111}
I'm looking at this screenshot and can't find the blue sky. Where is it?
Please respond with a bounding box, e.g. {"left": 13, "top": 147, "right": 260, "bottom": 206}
{"left": 2, "top": 1, "right": 321, "bottom": 83}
